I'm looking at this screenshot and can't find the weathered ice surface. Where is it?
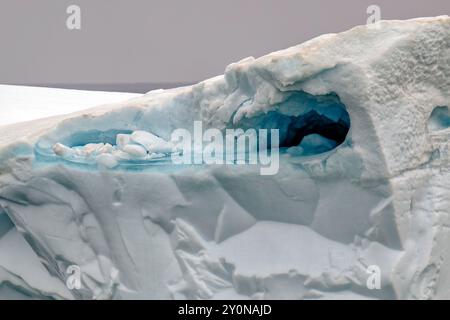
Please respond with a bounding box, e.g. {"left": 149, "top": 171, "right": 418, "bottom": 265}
{"left": 0, "top": 16, "right": 449, "bottom": 299}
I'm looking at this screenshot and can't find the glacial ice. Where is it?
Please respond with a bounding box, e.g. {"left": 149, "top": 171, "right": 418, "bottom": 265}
{"left": 0, "top": 16, "right": 450, "bottom": 299}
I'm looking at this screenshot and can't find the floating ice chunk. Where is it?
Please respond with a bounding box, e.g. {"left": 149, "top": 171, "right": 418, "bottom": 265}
{"left": 96, "top": 153, "right": 118, "bottom": 169}
{"left": 52, "top": 143, "right": 74, "bottom": 158}
{"left": 151, "top": 143, "right": 175, "bottom": 154}
{"left": 130, "top": 130, "right": 173, "bottom": 154}
{"left": 98, "top": 143, "right": 113, "bottom": 154}
{"left": 130, "top": 131, "right": 163, "bottom": 148}
{"left": 51, "top": 131, "right": 173, "bottom": 164}
{"left": 122, "top": 144, "right": 148, "bottom": 158}
{"left": 82, "top": 143, "right": 107, "bottom": 156}
{"left": 148, "top": 153, "right": 166, "bottom": 160}
{"left": 111, "top": 149, "right": 131, "bottom": 161}
{"left": 116, "top": 134, "right": 131, "bottom": 149}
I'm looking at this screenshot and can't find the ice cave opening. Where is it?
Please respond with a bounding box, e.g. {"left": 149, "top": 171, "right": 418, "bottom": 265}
{"left": 35, "top": 91, "right": 351, "bottom": 166}
{"left": 234, "top": 91, "right": 351, "bottom": 156}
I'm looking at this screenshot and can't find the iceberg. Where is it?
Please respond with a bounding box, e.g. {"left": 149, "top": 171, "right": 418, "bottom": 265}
{"left": 0, "top": 16, "right": 450, "bottom": 299}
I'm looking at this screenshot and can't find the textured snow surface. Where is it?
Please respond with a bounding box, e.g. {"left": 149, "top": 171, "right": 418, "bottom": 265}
{"left": 0, "top": 16, "right": 450, "bottom": 299}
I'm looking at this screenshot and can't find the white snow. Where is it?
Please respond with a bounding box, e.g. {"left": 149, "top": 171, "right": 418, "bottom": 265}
{"left": 0, "top": 85, "right": 141, "bottom": 126}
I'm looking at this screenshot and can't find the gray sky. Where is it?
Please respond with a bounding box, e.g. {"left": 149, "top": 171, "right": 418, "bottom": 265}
{"left": 0, "top": 0, "right": 449, "bottom": 91}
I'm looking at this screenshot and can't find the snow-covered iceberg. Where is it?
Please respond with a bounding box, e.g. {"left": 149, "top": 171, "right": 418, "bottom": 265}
{"left": 0, "top": 16, "right": 449, "bottom": 299}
